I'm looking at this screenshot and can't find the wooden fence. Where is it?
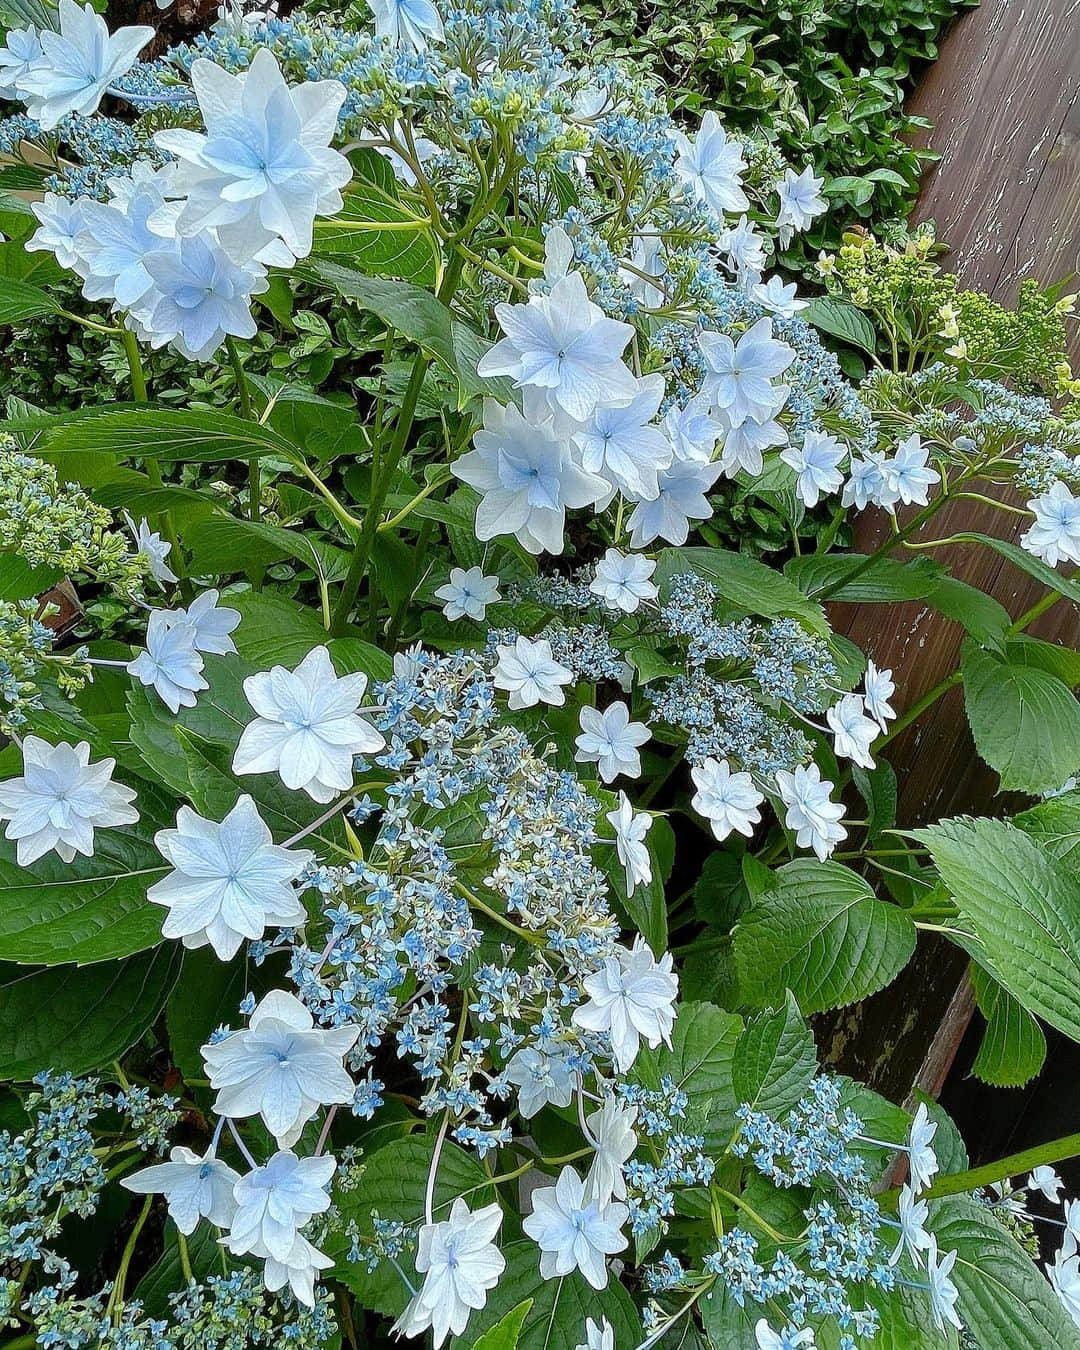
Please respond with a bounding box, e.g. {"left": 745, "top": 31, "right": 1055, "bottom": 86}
{"left": 819, "top": 0, "right": 1080, "bottom": 1109}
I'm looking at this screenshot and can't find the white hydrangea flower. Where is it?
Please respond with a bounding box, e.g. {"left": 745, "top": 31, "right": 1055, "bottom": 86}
{"left": 127, "top": 613, "right": 208, "bottom": 715}
{"left": 842, "top": 450, "right": 892, "bottom": 511}
{"left": 434, "top": 566, "right": 501, "bottom": 622}
{"left": 126, "top": 512, "right": 178, "bottom": 587}
{"left": 76, "top": 164, "right": 174, "bottom": 310}
{"left": 14, "top": 0, "right": 152, "bottom": 129}
{"left": 227, "top": 1150, "right": 335, "bottom": 1260}
{"left": 0, "top": 26, "right": 42, "bottom": 98}
{"left": 1049, "top": 1234, "right": 1080, "bottom": 1330}
{"left": 775, "top": 763, "right": 846, "bottom": 861}
{"left": 751, "top": 275, "right": 808, "bottom": 318}
{"left": 699, "top": 317, "right": 795, "bottom": 428}
{"left": 575, "top": 702, "right": 650, "bottom": 783}
{"left": 888, "top": 1183, "right": 933, "bottom": 1268}
{"left": 672, "top": 111, "right": 748, "bottom": 217}
{"left": 690, "top": 757, "right": 763, "bottom": 841}
{"left": 572, "top": 375, "right": 672, "bottom": 503}
{"left": 392, "top": 1200, "right": 505, "bottom": 1348}
{"left": 155, "top": 49, "right": 352, "bottom": 266}
{"left": 232, "top": 645, "right": 385, "bottom": 802}
{"left": 262, "top": 1231, "right": 334, "bottom": 1308}
{"left": 522, "top": 1165, "right": 628, "bottom": 1289}
{"left": 203, "top": 990, "right": 360, "bottom": 1146}
{"left": 906, "top": 1102, "right": 939, "bottom": 1195}
{"left": 718, "top": 214, "right": 767, "bottom": 280}
{"left": 135, "top": 233, "right": 267, "bottom": 362}
{"left": 607, "top": 791, "right": 653, "bottom": 897}
{"left": 453, "top": 398, "right": 607, "bottom": 555}
{"left": 577, "top": 1317, "right": 616, "bottom": 1350}
{"left": 505, "top": 1044, "right": 575, "bottom": 1118}
{"left": 365, "top": 0, "right": 444, "bottom": 50}
{"left": 590, "top": 548, "right": 658, "bottom": 614}
{"left": 881, "top": 434, "right": 940, "bottom": 507}
{"left": 585, "top": 1097, "right": 637, "bottom": 1203}
{"left": 781, "top": 432, "right": 846, "bottom": 508}
{"left": 1022, "top": 480, "right": 1080, "bottom": 567}
{"left": 0, "top": 736, "right": 138, "bottom": 865}
{"left": 164, "top": 589, "right": 242, "bottom": 656}
{"left": 662, "top": 398, "right": 723, "bottom": 464}
{"left": 492, "top": 636, "right": 574, "bottom": 710}
{"left": 826, "top": 693, "right": 879, "bottom": 769}
{"left": 26, "top": 192, "right": 91, "bottom": 272}
{"left": 717, "top": 409, "right": 787, "bottom": 479}
{"left": 621, "top": 231, "right": 667, "bottom": 307}
{"left": 755, "top": 1320, "right": 816, "bottom": 1350}
{"left": 122, "top": 1146, "right": 240, "bottom": 1235}
{"left": 1029, "top": 1165, "right": 1065, "bottom": 1204}
{"left": 573, "top": 936, "right": 678, "bottom": 1071}
{"left": 477, "top": 272, "right": 637, "bottom": 422}
{"left": 774, "top": 164, "right": 826, "bottom": 243}
{"left": 148, "top": 794, "right": 312, "bottom": 960}
{"left": 863, "top": 661, "right": 896, "bottom": 731}
{"left": 627, "top": 457, "right": 722, "bottom": 548}
{"left": 925, "top": 1238, "right": 962, "bottom": 1333}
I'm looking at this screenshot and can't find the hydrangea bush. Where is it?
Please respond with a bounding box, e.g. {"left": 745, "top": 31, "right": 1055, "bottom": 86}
{"left": 0, "top": 0, "right": 1078, "bottom": 1347}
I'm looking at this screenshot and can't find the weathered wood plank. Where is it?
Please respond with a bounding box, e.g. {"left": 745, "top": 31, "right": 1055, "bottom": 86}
{"left": 819, "top": 0, "right": 1080, "bottom": 1103}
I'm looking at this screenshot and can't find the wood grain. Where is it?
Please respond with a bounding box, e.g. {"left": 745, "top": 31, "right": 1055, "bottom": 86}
{"left": 817, "top": 0, "right": 1080, "bottom": 1104}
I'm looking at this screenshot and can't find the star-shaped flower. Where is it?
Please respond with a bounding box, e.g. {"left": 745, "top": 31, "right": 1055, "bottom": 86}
{"left": 690, "top": 757, "right": 763, "bottom": 841}
{"left": 492, "top": 636, "right": 574, "bottom": 710}
{"left": 365, "top": 0, "right": 444, "bottom": 50}
{"left": 15, "top": 0, "right": 152, "bottom": 129}
{"left": 453, "top": 398, "right": 607, "bottom": 556}
{"left": 699, "top": 317, "right": 794, "bottom": 428}
{"left": 775, "top": 763, "right": 846, "bottom": 861}
{"left": 607, "top": 791, "right": 653, "bottom": 897}
{"left": 123, "top": 1146, "right": 240, "bottom": 1235}
{"left": 589, "top": 548, "right": 658, "bottom": 614}
{"left": 155, "top": 49, "right": 352, "bottom": 265}
{"left": 573, "top": 936, "right": 678, "bottom": 1071}
{"left": 392, "top": 1200, "right": 505, "bottom": 1348}
{"left": 148, "top": 794, "right": 312, "bottom": 960}
{"left": 522, "top": 1166, "right": 628, "bottom": 1289}
{"left": 672, "top": 111, "right": 749, "bottom": 217}
{"left": 575, "top": 702, "right": 650, "bottom": 783}
{"left": 127, "top": 612, "right": 208, "bottom": 714}
{"left": 478, "top": 272, "right": 636, "bottom": 423}
{"left": 434, "top": 566, "right": 501, "bottom": 622}
{"left": 0, "top": 736, "right": 138, "bottom": 865}
{"left": 203, "top": 990, "right": 360, "bottom": 1145}
{"left": 232, "top": 645, "right": 385, "bottom": 802}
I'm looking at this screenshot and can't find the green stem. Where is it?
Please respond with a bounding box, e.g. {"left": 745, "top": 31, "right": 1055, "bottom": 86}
{"left": 1006, "top": 575, "right": 1076, "bottom": 636}
{"left": 817, "top": 494, "right": 952, "bottom": 601}
{"left": 108, "top": 1194, "right": 153, "bottom": 1322}
{"left": 122, "top": 331, "right": 193, "bottom": 602}
{"left": 377, "top": 473, "right": 450, "bottom": 534}
{"left": 331, "top": 251, "right": 466, "bottom": 634}
{"left": 177, "top": 1229, "right": 194, "bottom": 1283}
{"left": 225, "top": 336, "right": 253, "bottom": 420}
{"left": 225, "top": 337, "right": 259, "bottom": 525}
{"left": 458, "top": 883, "right": 545, "bottom": 947}
{"left": 912, "top": 1131, "right": 1080, "bottom": 1201}
{"left": 712, "top": 1186, "right": 799, "bottom": 1244}
{"left": 876, "top": 669, "right": 963, "bottom": 750}
{"left": 121, "top": 330, "right": 148, "bottom": 402}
